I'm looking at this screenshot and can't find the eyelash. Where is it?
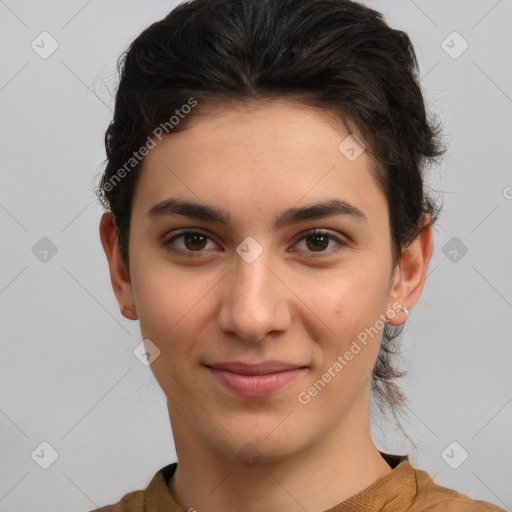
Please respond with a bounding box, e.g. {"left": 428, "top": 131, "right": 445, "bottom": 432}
{"left": 164, "top": 229, "right": 348, "bottom": 258}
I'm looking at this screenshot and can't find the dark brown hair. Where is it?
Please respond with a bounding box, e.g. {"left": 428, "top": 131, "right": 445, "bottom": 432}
{"left": 95, "top": 0, "right": 445, "bottom": 422}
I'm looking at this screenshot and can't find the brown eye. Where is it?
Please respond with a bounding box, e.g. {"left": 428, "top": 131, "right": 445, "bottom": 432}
{"left": 165, "top": 230, "right": 219, "bottom": 255}
{"left": 305, "top": 233, "right": 330, "bottom": 252}
{"left": 293, "top": 229, "right": 347, "bottom": 255}
{"left": 183, "top": 232, "right": 208, "bottom": 251}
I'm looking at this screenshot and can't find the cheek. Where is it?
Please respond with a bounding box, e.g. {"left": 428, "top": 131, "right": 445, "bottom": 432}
{"left": 300, "top": 282, "right": 384, "bottom": 410}
{"left": 300, "top": 263, "right": 386, "bottom": 327}
{"left": 133, "top": 270, "right": 215, "bottom": 394}
{"left": 299, "top": 264, "right": 388, "bottom": 369}
{"left": 132, "top": 266, "right": 214, "bottom": 349}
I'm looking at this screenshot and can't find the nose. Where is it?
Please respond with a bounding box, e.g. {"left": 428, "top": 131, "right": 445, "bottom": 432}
{"left": 217, "top": 251, "right": 292, "bottom": 343}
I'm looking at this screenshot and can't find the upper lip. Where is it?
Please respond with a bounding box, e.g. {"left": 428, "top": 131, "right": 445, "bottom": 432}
{"left": 205, "top": 360, "right": 306, "bottom": 375}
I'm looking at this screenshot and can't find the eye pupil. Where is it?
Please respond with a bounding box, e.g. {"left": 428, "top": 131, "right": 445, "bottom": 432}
{"left": 307, "top": 234, "right": 329, "bottom": 251}
{"left": 184, "top": 233, "right": 207, "bottom": 251}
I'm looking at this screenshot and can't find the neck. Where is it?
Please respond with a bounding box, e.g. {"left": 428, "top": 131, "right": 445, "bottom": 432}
{"left": 167, "top": 401, "right": 392, "bottom": 512}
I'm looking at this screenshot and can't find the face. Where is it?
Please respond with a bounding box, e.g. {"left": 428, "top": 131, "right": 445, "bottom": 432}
{"left": 106, "top": 100, "right": 415, "bottom": 465}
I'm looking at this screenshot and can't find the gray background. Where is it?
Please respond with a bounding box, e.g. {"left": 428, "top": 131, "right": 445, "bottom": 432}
{"left": 0, "top": 0, "right": 511, "bottom": 511}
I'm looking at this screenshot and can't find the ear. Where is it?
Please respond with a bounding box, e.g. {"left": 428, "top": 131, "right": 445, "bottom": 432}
{"left": 99, "top": 212, "right": 137, "bottom": 320}
{"left": 386, "top": 215, "right": 433, "bottom": 326}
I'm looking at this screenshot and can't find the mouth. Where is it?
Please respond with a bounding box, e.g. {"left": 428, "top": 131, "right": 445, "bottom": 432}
{"left": 203, "top": 360, "right": 308, "bottom": 397}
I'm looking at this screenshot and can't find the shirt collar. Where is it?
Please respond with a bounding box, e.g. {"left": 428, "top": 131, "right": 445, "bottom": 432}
{"left": 144, "top": 452, "right": 415, "bottom": 512}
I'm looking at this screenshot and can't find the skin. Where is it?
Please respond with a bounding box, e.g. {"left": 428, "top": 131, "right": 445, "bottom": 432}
{"left": 100, "top": 99, "right": 433, "bottom": 512}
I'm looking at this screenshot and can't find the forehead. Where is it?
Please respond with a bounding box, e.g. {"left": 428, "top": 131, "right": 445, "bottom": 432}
{"left": 131, "top": 99, "right": 387, "bottom": 230}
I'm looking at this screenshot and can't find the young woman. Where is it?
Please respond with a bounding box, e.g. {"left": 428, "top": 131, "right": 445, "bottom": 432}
{"left": 94, "top": 0, "right": 504, "bottom": 510}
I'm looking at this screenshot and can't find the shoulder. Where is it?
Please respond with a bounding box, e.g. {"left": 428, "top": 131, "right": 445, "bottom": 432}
{"left": 88, "top": 490, "right": 144, "bottom": 512}
{"left": 88, "top": 462, "right": 178, "bottom": 512}
{"left": 408, "top": 466, "right": 505, "bottom": 511}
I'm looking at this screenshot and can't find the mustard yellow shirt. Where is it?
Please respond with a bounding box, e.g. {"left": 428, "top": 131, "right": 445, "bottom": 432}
{"left": 91, "top": 453, "right": 505, "bottom": 511}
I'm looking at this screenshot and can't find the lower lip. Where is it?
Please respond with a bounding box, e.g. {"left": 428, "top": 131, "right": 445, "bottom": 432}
{"left": 206, "top": 367, "right": 306, "bottom": 397}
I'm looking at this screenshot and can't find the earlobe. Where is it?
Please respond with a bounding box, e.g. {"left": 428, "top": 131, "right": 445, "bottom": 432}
{"left": 122, "top": 304, "right": 138, "bottom": 320}
{"left": 99, "top": 212, "right": 136, "bottom": 320}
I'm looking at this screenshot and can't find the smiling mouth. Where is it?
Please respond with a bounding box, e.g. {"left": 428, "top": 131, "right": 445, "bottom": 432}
{"left": 204, "top": 360, "right": 307, "bottom": 374}
{"left": 204, "top": 363, "right": 307, "bottom": 397}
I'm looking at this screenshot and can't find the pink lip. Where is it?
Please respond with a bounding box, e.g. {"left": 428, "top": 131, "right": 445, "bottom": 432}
{"left": 206, "top": 360, "right": 305, "bottom": 375}
{"left": 204, "top": 361, "right": 307, "bottom": 397}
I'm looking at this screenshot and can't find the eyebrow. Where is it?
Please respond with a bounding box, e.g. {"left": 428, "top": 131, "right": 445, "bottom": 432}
{"left": 146, "top": 197, "right": 367, "bottom": 228}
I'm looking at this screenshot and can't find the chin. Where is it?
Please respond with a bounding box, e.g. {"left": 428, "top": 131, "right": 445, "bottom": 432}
{"left": 207, "top": 426, "right": 307, "bottom": 467}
